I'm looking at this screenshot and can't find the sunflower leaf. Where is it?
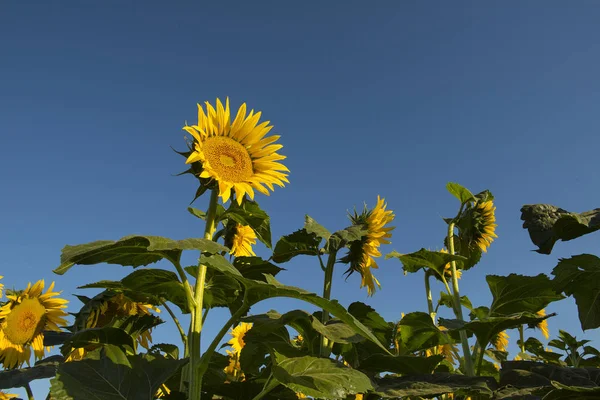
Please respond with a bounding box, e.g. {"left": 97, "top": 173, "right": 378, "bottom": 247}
{"left": 187, "top": 206, "right": 207, "bottom": 220}
{"left": 552, "top": 254, "right": 600, "bottom": 330}
{"left": 359, "top": 354, "right": 444, "bottom": 375}
{"left": 271, "top": 355, "right": 373, "bottom": 399}
{"left": 328, "top": 225, "right": 369, "bottom": 253}
{"left": 397, "top": 312, "right": 453, "bottom": 354}
{"left": 520, "top": 204, "right": 600, "bottom": 254}
{"left": 446, "top": 182, "right": 476, "bottom": 204}
{"left": 304, "top": 215, "right": 331, "bottom": 242}
{"left": 54, "top": 235, "right": 228, "bottom": 275}
{"left": 487, "top": 273, "right": 564, "bottom": 316}
{"left": 374, "top": 373, "right": 497, "bottom": 398}
{"left": 49, "top": 353, "right": 187, "bottom": 400}
{"left": 386, "top": 248, "right": 466, "bottom": 276}
{"left": 272, "top": 229, "right": 321, "bottom": 263}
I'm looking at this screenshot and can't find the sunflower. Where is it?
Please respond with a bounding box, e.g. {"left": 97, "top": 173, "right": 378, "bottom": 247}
{"left": 493, "top": 330, "right": 509, "bottom": 352}
{"left": 67, "top": 293, "right": 159, "bottom": 361}
{"left": 230, "top": 224, "right": 257, "bottom": 257}
{"left": 536, "top": 309, "right": 549, "bottom": 339}
{"left": 0, "top": 276, "right": 3, "bottom": 298}
{"left": 296, "top": 392, "right": 307, "bottom": 399}
{"left": 224, "top": 349, "right": 245, "bottom": 381}
{"left": 468, "top": 201, "right": 498, "bottom": 253}
{"left": 438, "top": 249, "right": 462, "bottom": 280}
{"left": 0, "top": 392, "right": 16, "bottom": 400}
{"left": 342, "top": 196, "right": 395, "bottom": 296}
{"left": 184, "top": 98, "right": 289, "bottom": 205}
{"left": 227, "top": 322, "right": 252, "bottom": 353}
{"left": 0, "top": 280, "right": 68, "bottom": 369}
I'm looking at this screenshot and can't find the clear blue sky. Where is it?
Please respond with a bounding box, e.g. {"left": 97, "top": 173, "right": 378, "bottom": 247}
{"left": 2, "top": 1, "right": 600, "bottom": 397}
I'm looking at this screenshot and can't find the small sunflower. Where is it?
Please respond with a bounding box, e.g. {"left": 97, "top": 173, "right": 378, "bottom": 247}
{"left": 184, "top": 98, "right": 289, "bottom": 205}
{"left": 67, "top": 293, "right": 159, "bottom": 361}
{"left": 342, "top": 196, "right": 395, "bottom": 296}
{"left": 292, "top": 334, "right": 304, "bottom": 347}
{"left": 438, "top": 249, "right": 462, "bottom": 280}
{"left": 230, "top": 224, "right": 257, "bottom": 257}
{"left": 493, "top": 330, "right": 509, "bottom": 352}
{"left": 536, "top": 309, "right": 549, "bottom": 340}
{"left": 296, "top": 392, "right": 307, "bottom": 399}
{"left": 227, "top": 322, "right": 252, "bottom": 354}
{"left": 0, "top": 280, "right": 68, "bottom": 369}
{"left": 223, "top": 349, "right": 245, "bottom": 381}
{"left": 0, "top": 392, "right": 17, "bottom": 400}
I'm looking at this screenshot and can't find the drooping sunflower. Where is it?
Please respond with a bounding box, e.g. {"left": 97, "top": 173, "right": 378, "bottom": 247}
{"left": 227, "top": 322, "right": 252, "bottom": 354}
{"left": 493, "top": 330, "right": 509, "bottom": 352}
{"left": 230, "top": 224, "right": 257, "bottom": 257}
{"left": 342, "top": 196, "right": 395, "bottom": 296}
{"left": 0, "top": 280, "right": 68, "bottom": 369}
{"left": 465, "top": 200, "right": 498, "bottom": 253}
{"left": 536, "top": 309, "right": 549, "bottom": 339}
{"left": 184, "top": 98, "right": 289, "bottom": 205}
{"left": 67, "top": 292, "right": 159, "bottom": 361}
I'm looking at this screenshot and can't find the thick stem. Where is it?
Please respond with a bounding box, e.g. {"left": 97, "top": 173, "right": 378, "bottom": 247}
{"left": 424, "top": 271, "right": 436, "bottom": 322}
{"left": 24, "top": 383, "right": 34, "bottom": 400}
{"left": 320, "top": 251, "right": 337, "bottom": 357}
{"left": 189, "top": 189, "right": 220, "bottom": 400}
{"left": 447, "top": 222, "right": 475, "bottom": 376}
{"left": 475, "top": 344, "right": 485, "bottom": 376}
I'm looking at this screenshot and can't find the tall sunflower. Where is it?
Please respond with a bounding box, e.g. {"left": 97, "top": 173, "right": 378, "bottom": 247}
{"left": 230, "top": 224, "right": 257, "bottom": 257}
{"left": 342, "top": 196, "right": 395, "bottom": 296}
{"left": 536, "top": 309, "right": 549, "bottom": 340}
{"left": 184, "top": 98, "right": 289, "bottom": 205}
{"left": 0, "top": 280, "right": 68, "bottom": 369}
{"left": 67, "top": 293, "right": 159, "bottom": 361}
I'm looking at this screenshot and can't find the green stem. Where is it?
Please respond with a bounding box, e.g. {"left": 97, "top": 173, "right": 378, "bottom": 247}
{"left": 447, "top": 222, "right": 475, "bottom": 376}
{"left": 519, "top": 325, "right": 525, "bottom": 354}
{"left": 161, "top": 300, "right": 187, "bottom": 351}
{"left": 320, "top": 251, "right": 337, "bottom": 357}
{"left": 251, "top": 373, "right": 278, "bottom": 400}
{"left": 475, "top": 345, "right": 485, "bottom": 376}
{"left": 24, "top": 383, "right": 34, "bottom": 400}
{"left": 424, "top": 270, "right": 436, "bottom": 322}
{"left": 196, "top": 298, "right": 250, "bottom": 385}
{"left": 189, "top": 189, "right": 220, "bottom": 400}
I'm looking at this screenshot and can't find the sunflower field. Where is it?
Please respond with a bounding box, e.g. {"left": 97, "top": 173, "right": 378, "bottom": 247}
{"left": 1, "top": 99, "right": 599, "bottom": 400}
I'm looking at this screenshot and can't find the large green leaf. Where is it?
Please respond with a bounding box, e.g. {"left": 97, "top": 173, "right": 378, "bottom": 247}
{"left": 328, "top": 225, "right": 368, "bottom": 253}
{"left": 201, "top": 255, "right": 390, "bottom": 354}
{"left": 545, "top": 382, "right": 600, "bottom": 399}
{"left": 79, "top": 268, "right": 189, "bottom": 313}
{"left": 60, "top": 327, "right": 135, "bottom": 366}
{"left": 500, "top": 360, "right": 599, "bottom": 391}
{"left": 359, "top": 354, "right": 444, "bottom": 375}
{"left": 374, "top": 373, "right": 497, "bottom": 398}
{"left": 233, "top": 256, "right": 284, "bottom": 281}
{"left": 487, "top": 273, "right": 564, "bottom": 316}
{"left": 520, "top": 204, "right": 600, "bottom": 254}
{"left": 386, "top": 248, "right": 466, "bottom": 276}
{"left": 397, "top": 312, "right": 452, "bottom": 353}
{"left": 522, "top": 337, "right": 564, "bottom": 364}
{"left": 50, "top": 354, "right": 187, "bottom": 400}
{"left": 440, "top": 312, "right": 552, "bottom": 349}
{"left": 271, "top": 229, "right": 321, "bottom": 263}
{"left": 347, "top": 302, "right": 394, "bottom": 348}
{"left": 54, "top": 235, "right": 227, "bottom": 275}
{"left": 552, "top": 254, "right": 600, "bottom": 330}
{"left": 304, "top": 215, "right": 331, "bottom": 242}
{"left": 446, "top": 182, "right": 475, "bottom": 204}
{"left": 272, "top": 355, "right": 373, "bottom": 399}
{"left": 0, "top": 355, "right": 62, "bottom": 389}
{"left": 220, "top": 200, "right": 272, "bottom": 248}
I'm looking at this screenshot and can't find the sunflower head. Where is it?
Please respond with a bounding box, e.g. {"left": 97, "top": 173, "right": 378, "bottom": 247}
{"left": 457, "top": 197, "right": 498, "bottom": 254}
{"left": 536, "top": 309, "right": 550, "bottom": 340}
{"left": 493, "top": 330, "right": 509, "bottom": 352}
{"left": 0, "top": 280, "right": 68, "bottom": 369}
{"left": 341, "top": 196, "right": 395, "bottom": 296}
{"left": 224, "top": 349, "right": 245, "bottom": 381}
{"left": 182, "top": 98, "right": 289, "bottom": 205}
{"left": 224, "top": 223, "right": 257, "bottom": 257}
{"left": 227, "top": 322, "right": 253, "bottom": 354}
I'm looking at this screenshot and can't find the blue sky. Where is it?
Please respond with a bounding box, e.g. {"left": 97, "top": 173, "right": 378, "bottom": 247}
{"left": 2, "top": 1, "right": 600, "bottom": 397}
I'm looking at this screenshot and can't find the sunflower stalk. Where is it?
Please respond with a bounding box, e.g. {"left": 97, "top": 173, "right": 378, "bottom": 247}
{"left": 189, "top": 188, "right": 219, "bottom": 400}
{"left": 424, "top": 270, "right": 436, "bottom": 323}
{"left": 447, "top": 222, "right": 475, "bottom": 377}
{"left": 320, "top": 250, "right": 338, "bottom": 357}
{"left": 519, "top": 325, "right": 525, "bottom": 353}
{"left": 24, "top": 383, "right": 34, "bottom": 400}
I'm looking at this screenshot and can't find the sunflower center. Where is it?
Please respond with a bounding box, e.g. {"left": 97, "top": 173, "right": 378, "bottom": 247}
{"left": 4, "top": 298, "right": 46, "bottom": 345}
{"left": 203, "top": 137, "right": 253, "bottom": 182}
